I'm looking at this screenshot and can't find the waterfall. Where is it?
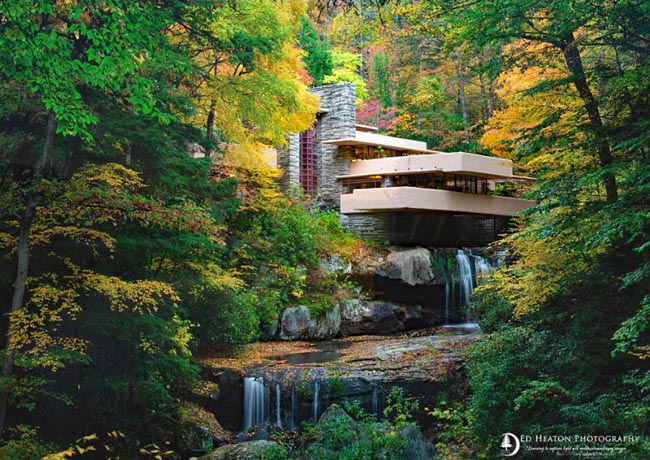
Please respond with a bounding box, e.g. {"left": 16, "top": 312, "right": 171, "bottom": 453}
{"left": 435, "top": 252, "right": 453, "bottom": 324}
{"left": 275, "top": 383, "right": 282, "bottom": 428}
{"left": 473, "top": 255, "right": 491, "bottom": 282}
{"left": 312, "top": 380, "right": 321, "bottom": 422}
{"left": 243, "top": 377, "right": 269, "bottom": 430}
{"left": 456, "top": 250, "right": 474, "bottom": 309}
{"left": 496, "top": 250, "right": 506, "bottom": 269}
{"left": 289, "top": 385, "right": 297, "bottom": 432}
{"left": 444, "top": 282, "right": 450, "bottom": 323}
{"left": 372, "top": 385, "right": 381, "bottom": 417}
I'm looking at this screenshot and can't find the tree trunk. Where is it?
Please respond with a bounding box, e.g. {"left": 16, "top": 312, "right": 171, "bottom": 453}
{"left": 455, "top": 60, "right": 471, "bottom": 140}
{"left": 205, "top": 103, "right": 216, "bottom": 160}
{"left": 478, "top": 54, "right": 493, "bottom": 125}
{"left": 478, "top": 70, "right": 491, "bottom": 125}
{"left": 125, "top": 141, "right": 132, "bottom": 166}
{"left": 560, "top": 34, "right": 618, "bottom": 202}
{"left": 0, "top": 110, "right": 57, "bottom": 438}
{"left": 206, "top": 106, "right": 215, "bottom": 141}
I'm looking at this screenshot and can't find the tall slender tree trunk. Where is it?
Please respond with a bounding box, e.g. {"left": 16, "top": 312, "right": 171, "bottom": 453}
{"left": 560, "top": 33, "right": 618, "bottom": 202}
{"left": 205, "top": 102, "right": 216, "bottom": 160}
{"left": 0, "top": 110, "right": 57, "bottom": 438}
{"left": 125, "top": 141, "right": 132, "bottom": 166}
{"left": 478, "top": 70, "right": 490, "bottom": 125}
{"left": 455, "top": 60, "right": 471, "bottom": 141}
{"left": 478, "top": 54, "right": 493, "bottom": 125}
{"left": 206, "top": 104, "right": 215, "bottom": 141}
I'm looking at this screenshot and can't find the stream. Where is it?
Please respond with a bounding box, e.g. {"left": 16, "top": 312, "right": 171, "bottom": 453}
{"left": 192, "top": 248, "right": 494, "bottom": 442}
{"left": 198, "top": 325, "right": 479, "bottom": 434}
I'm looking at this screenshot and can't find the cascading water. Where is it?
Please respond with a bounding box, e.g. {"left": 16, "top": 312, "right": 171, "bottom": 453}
{"left": 450, "top": 249, "right": 497, "bottom": 325}
{"left": 289, "top": 385, "right": 297, "bottom": 432}
{"left": 444, "top": 281, "right": 450, "bottom": 323}
{"left": 312, "top": 380, "right": 321, "bottom": 422}
{"left": 275, "top": 383, "right": 282, "bottom": 428}
{"left": 372, "top": 385, "right": 378, "bottom": 414}
{"left": 456, "top": 250, "right": 474, "bottom": 311}
{"left": 473, "top": 255, "right": 491, "bottom": 281}
{"left": 372, "top": 385, "right": 381, "bottom": 417}
{"left": 434, "top": 252, "right": 454, "bottom": 324}
{"left": 243, "top": 377, "right": 269, "bottom": 430}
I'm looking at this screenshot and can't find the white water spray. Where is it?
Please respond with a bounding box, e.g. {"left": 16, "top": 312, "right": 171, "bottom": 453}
{"left": 275, "top": 383, "right": 282, "bottom": 428}
{"left": 456, "top": 250, "right": 474, "bottom": 310}
{"left": 312, "top": 380, "right": 321, "bottom": 422}
{"left": 243, "top": 377, "right": 268, "bottom": 430}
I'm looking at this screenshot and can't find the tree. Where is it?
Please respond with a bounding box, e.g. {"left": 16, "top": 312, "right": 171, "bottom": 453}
{"left": 171, "top": 0, "right": 318, "bottom": 147}
{"left": 0, "top": 0, "right": 194, "bottom": 437}
{"left": 448, "top": 0, "right": 619, "bottom": 201}
{"left": 323, "top": 50, "right": 368, "bottom": 98}
{"left": 298, "top": 16, "right": 334, "bottom": 85}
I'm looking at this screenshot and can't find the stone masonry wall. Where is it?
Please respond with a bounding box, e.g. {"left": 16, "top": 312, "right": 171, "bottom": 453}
{"left": 277, "top": 83, "right": 356, "bottom": 208}
{"left": 277, "top": 133, "right": 300, "bottom": 192}
{"left": 341, "top": 213, "right": 394, "bottom": 243}
{"left": 311, "top": 83, "right": 357, "bottom": 208}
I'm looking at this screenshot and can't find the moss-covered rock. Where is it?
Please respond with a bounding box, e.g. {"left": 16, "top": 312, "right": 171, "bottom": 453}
{"left": 198, "top": 440, "right": 279, "bottom": 460}
{"left": 177, "top": 402, "right": 231, "bottom": 455}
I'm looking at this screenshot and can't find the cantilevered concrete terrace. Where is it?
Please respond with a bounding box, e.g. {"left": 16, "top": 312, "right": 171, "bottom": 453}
{"left": 337, "top": 151, "right": 535, "bottom": 217}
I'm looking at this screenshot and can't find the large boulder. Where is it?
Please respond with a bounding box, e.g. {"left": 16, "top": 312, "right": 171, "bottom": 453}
{"left": 199, "top": 440, "right": 279, "bottom": 460}
{"left": 377, "top": 247, "right": 433, "bottom": 286}
{"left": 314, "top": 403, "right": 356, "bottom": 430}
{"left": 308, "top": 302, "right": 341, "bottom": 339}
{"left": 310, "top": 405, "right": 438, "bottom": 460}
{"left": 279, "top": 306, "right": 311, "bottom": 340}
{"left": 340, "top": 300, "right": 404, "bottom": 336}
{"left": 396, "top": 304, "right": 425, "bottom": 330}
{"left": 177, "top": 402, "right": 231, "bottom": 456}
{"left": 319, "top": 254, "right": 353, "bottom": 274}
{"left": 398, "top": 424, "right": 438, "bottom": 460}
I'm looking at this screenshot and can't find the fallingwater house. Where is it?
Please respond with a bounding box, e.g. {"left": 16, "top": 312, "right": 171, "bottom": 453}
{"left": 277, "top": 83, "right": 535, "bottom": 247}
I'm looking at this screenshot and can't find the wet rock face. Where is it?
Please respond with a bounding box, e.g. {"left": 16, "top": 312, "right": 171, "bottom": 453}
{"left": 340, "top": 301, "right": 403, "bottom": 335}
{"left": 377, "top": 247, "right": 434, "bottom": 286}
{"left": 189, "top": 380, "right": 221, "bottom": 414}
{"left": 340, "top": 300, "right": 425, "bottom": 335}
{"left": 279, "top": 299, "right": 425, "bottom": 340}
{"left": 206, "top": 368, "right": 244, "bottom": 431}
{"left": 198, "top": 329, "right": 475, "bottom": 433}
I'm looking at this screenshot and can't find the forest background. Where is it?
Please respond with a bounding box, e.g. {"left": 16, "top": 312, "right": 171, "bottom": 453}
{"left": 0, "top": 1, "right": 648, "bottom": 459}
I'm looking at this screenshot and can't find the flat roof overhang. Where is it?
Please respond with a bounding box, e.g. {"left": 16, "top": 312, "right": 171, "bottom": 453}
{"left": 336, "top": 171, "right": 535, "bottom": 182}
{"left": 324, "top": 137, "right": 441, "bottom": 154}
{"left": 340, "top": 187, "right": 535, "bottom": 217}
{"left": 355, "top": 124, "right": 379, "bottom": 132}
{"left": 323, "top": 130, "right": 442, "bottom": 154}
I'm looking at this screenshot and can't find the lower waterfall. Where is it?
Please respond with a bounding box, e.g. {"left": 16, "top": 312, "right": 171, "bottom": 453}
{"left": 243, "top": 377, "right": 269, "bottom": 430}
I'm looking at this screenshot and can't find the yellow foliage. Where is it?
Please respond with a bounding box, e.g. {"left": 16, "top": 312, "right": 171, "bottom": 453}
{"left": 493, "top": 205, "right": 611, "bottom": 317}
{"left": 81, "top": 272, "right": 179, "bottom": 313}
{"left": 68, "top": 162, "right": 143, "bottom": 191}
{"left": 174, "top": 0, "right": 317, "bottom": 146}
{"left": 10, "top": 280, "right": 87, "bottom": 370}
{"left": 480, "top": 41, "right": 587, "bottom": 177}
{"left": 0, "top": 231, "right": 17, "bottom": 254}
{"left": 31, "top": 226, "right": 116, "bottom": 256}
